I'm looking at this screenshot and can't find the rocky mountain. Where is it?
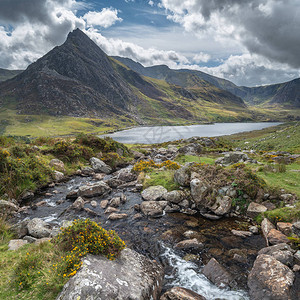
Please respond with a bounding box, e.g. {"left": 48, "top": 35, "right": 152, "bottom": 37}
{"left": 114, "top": 56, "right": 300, "bottom": 108}
{"left": 0, "top": 68, "right": 22, "bottom": 82}
{"left": 0, "top": 29, "right": 249, "bottom": 124}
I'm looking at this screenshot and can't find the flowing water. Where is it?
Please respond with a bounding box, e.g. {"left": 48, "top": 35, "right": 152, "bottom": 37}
{"left": 16, "top": 174, "right": 264, "bottom": 299}
{"left": 104, "top": 122, "right": 281, "bottom": 144}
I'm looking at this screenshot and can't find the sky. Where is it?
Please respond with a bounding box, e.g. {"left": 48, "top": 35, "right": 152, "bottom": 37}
{"left": 0, "top": 0, "right": 299, "bottom": 87}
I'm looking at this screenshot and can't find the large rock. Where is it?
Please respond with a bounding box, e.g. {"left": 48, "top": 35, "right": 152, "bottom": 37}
{"left": 178, "top": 143, "right": 203, "bottom": 155}
{"left": 211, "top": 196, "right": 232, "bottom": 215}
{"left": 215, "top": 152, "right": 249, "bottom": 166}
{"left": 115, "top": 169, "right": 137, "bottom": 182}
{"left": 163, "top": 190, "right": 185, "bottom": 204}
{"left": 248, "top": 254, "right": 295, "bottom": 300}
{"left": 8, "top": 239, "right": 28, "bottom": 250}
{"left": 49, "top": 158, "right": 66, "bottom": 172}
{"left": 0, "top": 199, "right": 19, "bottom": 217}
{"left": 27, "top": 218, "right": 51, "bottom": 238}
{"left": 261, "top": 218, "right": 275, "bottom": 246}
{"left": 71, "top": 197, "right": 85, "bottom": 210}
{"left": 246, "top": 202, "right": 267, "bottom": 218}
{"left": 292, "top": 221, "right": 300, "bottom": 237}
{"left": 277, "top": 222, "right": 293, "bottom": 236}
{"left": 202, "top": 258, "right": 233, "bottom": 288}
{"left": 78, "top": 182, "right": 111, "bottom": 198}
{"left": 174, "top": 163, "right": 193, "bottom": 187}
{"left": 190, "top": 178, "right": 209, "bottom": 205}
{"left": 174, "top": 238, "right": 203, "bottom": 250}
{"left": 56, "top": 248, "right": 163, "bottom": 300}
{"left": 54, "top": 171, "right": 64, "bottom": 181}
{"left": 141, "top": 186, "right": 167, "bottom": 201}
{"left": 267, "top": 228, "right": 290, "bottom": 245}
{"left": 140, "top": 201, "right": 166, "bottom": 217}
{"left": 160, "top": 287, "right": 206, "bottom": 300}
{"left": 90, "top": 157, "right": 112, "bottom": 174}
{"left": 258, "top": 243, "right": 294, "bottom": 266}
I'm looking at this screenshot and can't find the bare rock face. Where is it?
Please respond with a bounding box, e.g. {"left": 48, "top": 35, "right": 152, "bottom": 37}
{"left": 141, "top": 186, "right": 167, "bottom": 201}
{"left": 78, "top": 181, "right": 111, "bottom": 198}
{"left": 202, "top": 258, "right": 233, "bottom": 289}
{"left": 56, "top": 248, "right": 164, "bottom": 300}
{"left": 248, "top": 254, "right": 295, "bottom": 300}
{"left": 90, "top": 157, "right": 112, "bottom": 174}
{"left": 160, "top": 287, "right": 206, "bottom": 300}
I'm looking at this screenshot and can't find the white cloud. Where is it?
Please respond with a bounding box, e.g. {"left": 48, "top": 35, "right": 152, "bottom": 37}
{"left": 148, "top": 1, "right": 154, "bottom": 6}
{"left": 193, "top": 52, "right": 211, "bottom": 63}
{"left": 83, "top": 8, "right": 122, "bottom": 28}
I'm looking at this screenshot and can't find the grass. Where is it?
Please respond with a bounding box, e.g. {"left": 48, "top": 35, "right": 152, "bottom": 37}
{"left": 143, "top": 169, "right": 179, "bottom": 191}
{"left": 256, "top": 161, "right": 300, "bottom": 198}
{"left": 175, "top": 155, "right": 215, "bottom": 165}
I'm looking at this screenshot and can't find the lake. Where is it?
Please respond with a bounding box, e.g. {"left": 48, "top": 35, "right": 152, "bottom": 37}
{"left": 104, "top": 122, "right": 281, "bottom": 144}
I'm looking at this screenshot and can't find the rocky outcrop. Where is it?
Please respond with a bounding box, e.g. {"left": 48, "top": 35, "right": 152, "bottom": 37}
{"left": 248, "top": 254, "right": 295, "bottom": 300}
{"left": 202, "top": 258, "right": 233, "bottom": 288}
{"left": 27, "top": 218, "right": 51, "bottom": 238}
{"left": 78, "top": 181, "right": 111, "bottom": 198}
{"left": 215, "top": 151, "right": 250, "bottom": 166}
{"left": 178, "top": 143, "right": 203, "bottom": 155}
{"left": 90, "top": 157, "right": 112, "bottom": 174}
{"left": 160, "top": 287, "right": 206, "bottom": 300}
{"left": 141, "top": 185, "right": 167, "bottom": 201}
{"left": 56, "top": 248, "right": 164, "bottom": 300}
{"left": 0, "top": 199, "right": 19, "bottom": 217}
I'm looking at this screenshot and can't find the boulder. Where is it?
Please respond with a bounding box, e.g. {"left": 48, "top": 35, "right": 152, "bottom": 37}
{"left": 160, "top": 287, "right": 206, "bottom": 300}
{"left": 90, "top": 157, "right": 112, "bottom": 174}
{"left": 108, "top": 213, "right": 128, "bottom": 220}
{"left": 190, "top": 178, "right": 209, "bottom": 205}
{"left": 78, "top": 182, "right": 111, "bottom": 198}
{"left": 294, "top": 251, "right": 300, "bottom": 264}
{"left": 216, "top": 152, "right": 249, "bottom": 166}
{"left": 178, "top": 143, "right": 203, "bottom": 155}
{"left": 258, "top": 243, "right": 294, "bottom": 266}
{"left": 104, "top": 207, "right": 119, "bottom": 214}
{"left": 27, "top": 218, "right": 51, "bottom": 238}
{"left": 211, "top": 196, "right": 232, "bottom": 215}
{"left": 202, "top": 258, "right": 233, "bottom": 288}
{"left": 261, "top": 218, "right": 275, "bottom": 246}
{"left": 115, "top": 169, "right": 137, "bottom": 182}
{"left": 249, "top": 226, "right": 259, "bottom": 234}
{"left": 100, "top": 200, "right": 109, "bottom": 209}
{"left": 49, "top": 158, "right": 65, "bottom": 172}
{"left": 163, "top": 190, "right": 185, "bottom": 204}
{"left": 246, "top": 202, "right": 267, "bottom": 218}
{"left": 0, "top": 199, "right": 19, "bottom": 217}
{"left": 8, "top": 239, "right": 28, "bottom": 251}
{"left": 174, "top": 238, "right": 203, "bottom": 250}
{"left": 174, "top": 163, "right": 192, "bottom": 187}
{"left": 105, "top": 178, "right": 125, "bottom": 189}
{"left": 141, "top": 186, "right": 167, "bottom": 201}
{"left": 277, "top": 222, "right": 293, "bottom": 236}
{"left": 71, "top": 197, "right": 85, "bottom": 210}
{"left": 109, "top": 197, "right": 121, "bottom": 208}
{"left": 90, "top": 200, "right": 97, "bottom": 208}
{"left": 267, "top": 228, "right": 290, "bottom": 245}
{"left": 11, "top": 220, "right": 29, "bottom": 239}
{"left": 292, "top": 221, "right": 300, "bottom": 237}
{"left": 248, "top": 254, "right": 295, "bottom": 300}
{"left": 231, "top": 230, "right": 253, "bottom": 238}
{"left": 81, "top": 166, "right": 94, "bottom": 175}
{"left": 140, "top": 201, "right": 165, "bottom": 217}
{"left": 56, "top": 248, "right": 163, "bottom": 300}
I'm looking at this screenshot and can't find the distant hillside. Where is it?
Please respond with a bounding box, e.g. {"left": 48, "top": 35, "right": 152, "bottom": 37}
{"left": 0, "top": 29, "right": 251, "bottom": 127}
{"left": 114, "top": 56, "right": 300, "bottom": 108}
{"left": 0, "top": 68, "right": 23, "bottom": 82}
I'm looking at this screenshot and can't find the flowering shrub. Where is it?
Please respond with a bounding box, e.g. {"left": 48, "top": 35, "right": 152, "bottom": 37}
{"left": 52, "top": 219, "right": 126, "bottom": 278}
{"left": 133, "top": 159, "right": 180, "bottom": 172}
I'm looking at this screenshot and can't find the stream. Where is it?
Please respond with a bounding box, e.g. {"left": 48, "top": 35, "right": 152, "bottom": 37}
{"left": 15, "top": 174, "right": 265, "bottom": 300}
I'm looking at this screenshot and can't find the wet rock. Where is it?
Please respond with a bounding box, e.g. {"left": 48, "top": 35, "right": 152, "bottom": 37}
{"left": 178, "top": 199, "right": 190, "bottom": 209}
{"left": 93, "top": 173, "right": 106, "bottom": 181}
{"left": 261, "top": 218, "right": 275, "bottom": 246}
{"left": 56, "top": 248, "right": 163, "bottom": 300}
{"left": 0, "top": 199, "right": 19, "bottom": 217}
{"left": 277, "top": 222, "right": 293, "bottom": 236}
{"left": 141, "top": 185, "right": 167, "bottom": 201}
{"left": 84, "top": 208, "right": 98, "bottom": 216}
{"left": 27, "top": 218, "right": 51, "bottom": 238}
{"left": 66, "top": 190, "right": 78, "bottom": 199}
{"left": 231, "top": 230, "right": 253, "bottom": 238}
{"left": 293, "top": 264, "right": 300, "bottom": 272}
{"left": 133, "top": 213, "right": 142, "bottom": 220}
{"left": 21, "top": 191, "right": 34, "bottom": 201}
{"left": 246, "top": 202, "right": 267, "bottom": 218}
{"left": 211, "top": 196, "right": 232, "bottom": 215}
{"left": 109, "top": 197, "right": 121, "bottom": 208}
{"left": 78, "top": 182, "right": 111, "bottom": 198}
{"left": 106, "top": 178, "right": 125, "bottom": 189}
{"left": 140, "top": 201, "right": 164, "bottom": 217}
{"left": 81, "top": 166, "right": 94, "bottom": 175}
{"left": 233, "top": 254, "right": 247, "bottom": 264}
{"left": 36, "top": 200, "right": 47, "bottom": 207}
{"left": 202, "top": 258, "right": 233, "bottom": 288}
{"left": 49, "top": 158, "right": 65, "bottom": 172}
{"left": 116, "top": 169, "right": 137, "bottom": 182}
{"left": 267, "top": 228, "right": 290, "bottom": 245}
{"left": 248, "top": 254, "right": 295, "bottom": 300}
{"left": 8, "top": 239, "right": 28, "bottom": 250}
{"left": 174, "top": 163, "right": 193, "bottom": 187}
{"left": 160, "top": 287, "right": 206, "bottom": 300}
{"left": 90, "top": 157, "right": 112, "bottom": 174}
{"left": 104, "top": 207, "right": 119, "bottom": 214}
{"left": 163, "top": 190, "right": 185, "bottom": 204}
{"left": 174, "top": 238, "right": 203, "bottom": 250}
{"left": 90, "top": 200, "right": 97, "bottom": 208}
{"left": 292, "top": 221, "right": 300, "bottom": 237}
{"left": 183, "top": 254, "right": 201, "bottom": 262}
{"left": 200, "top": 212, "right": 222, "bottom": 220}
{"left": 108, "top": 213, "right": 128, "bottom": 220}
{"left": 258, "top": 243, "right": 294, "bottom": 266}
{"left": 165, "top": 204, "right": 180, "bottom": 213}
{"left": 71, "top": 197, "right": 85, "bottom": 210}
{"left": 100, "top": 200, "right": 109, "bottom": 209}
